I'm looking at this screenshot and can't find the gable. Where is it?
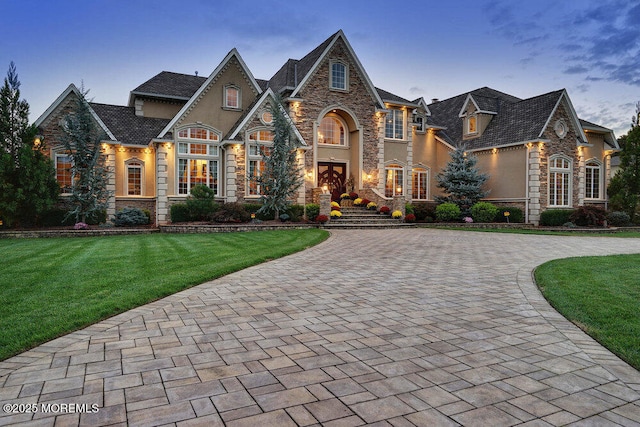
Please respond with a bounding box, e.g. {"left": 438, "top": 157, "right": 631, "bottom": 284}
{"left": 159, "top": 49, "right": 262, "bottom": 138}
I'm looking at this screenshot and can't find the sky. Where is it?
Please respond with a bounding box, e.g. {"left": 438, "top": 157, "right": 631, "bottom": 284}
{"left": 1, "top": 0, "right": 639, "bottom": 138}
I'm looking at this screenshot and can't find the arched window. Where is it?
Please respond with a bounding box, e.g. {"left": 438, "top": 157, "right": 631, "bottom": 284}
{"left": 247, "top": 129, "right": 274, "bottom": 196}
{"left": 176, "top": 126, "right": 221, "bottom": 196}
{"left": 385, "top": 163, "right": 404, "bottom": 197}
{"left": 549, "top": 155, "right": 572, "bottom": 206}
{"left": 125, "top": 159, "right": 143, "bottom": 196}
{"left": 585, "top": 159, "right": 602, "bottom": 199}
{"left": 318, "top": 116, "right": 346, "bottom": 146}
{"left": 225, "top": 85, "right": 240, "bottom": 109}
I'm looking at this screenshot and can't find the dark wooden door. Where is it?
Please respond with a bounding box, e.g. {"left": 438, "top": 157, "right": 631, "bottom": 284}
{"left": 317, "top": 162, "right": 346, "bottom": 202}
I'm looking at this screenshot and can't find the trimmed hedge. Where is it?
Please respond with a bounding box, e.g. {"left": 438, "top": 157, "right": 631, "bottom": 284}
{"left": 494, "top": 207, "right": 523, "bottom": 223}
{"left": 540, "top": 209, "right": 574, "bottom": 226}
{"left": 436, "top": 202, "right": 461, "bottom": 222}
{"left": 471, "top": 202, "right": 498, "bottom": 223}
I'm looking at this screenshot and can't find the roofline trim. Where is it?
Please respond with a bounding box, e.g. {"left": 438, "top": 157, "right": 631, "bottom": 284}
{"left": 538, "top": 90, "right": 588, "bottom": 142}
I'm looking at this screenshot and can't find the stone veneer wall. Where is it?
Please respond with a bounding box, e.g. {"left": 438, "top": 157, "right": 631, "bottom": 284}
{"left": 291, "top": 38, "right": 380, "bottom": 203}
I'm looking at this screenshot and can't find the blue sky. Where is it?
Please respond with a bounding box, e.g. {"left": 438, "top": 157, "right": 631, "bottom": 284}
{"left": 2, "top": 0, "right": 639, "bottom": 137}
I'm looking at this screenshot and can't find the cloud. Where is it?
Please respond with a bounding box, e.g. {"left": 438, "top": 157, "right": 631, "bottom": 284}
{"left": 564, "top": 65, "right": 589, "bottom": 75}
{"left": 409, "top": 86, "right": 425, "bottom": 95}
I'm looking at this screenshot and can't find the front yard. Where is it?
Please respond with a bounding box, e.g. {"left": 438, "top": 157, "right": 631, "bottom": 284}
{"left": 0, "top": 230, "right": 328, "bottom": 361}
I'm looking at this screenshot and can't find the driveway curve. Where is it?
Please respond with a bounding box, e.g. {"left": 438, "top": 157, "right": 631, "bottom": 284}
{"left": 2, "top": 229, "right": 640, "bottom": 426}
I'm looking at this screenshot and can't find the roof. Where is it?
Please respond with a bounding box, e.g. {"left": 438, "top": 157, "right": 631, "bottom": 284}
{"left": 90, "top": 103, "right": 170, "bottom": 146}
{"left": 428, "top": 87, "right": 566, "bottom": 150}
{"left": 130, "top": 71, "right": 206, "bottom": 101}
{"left": 376, "top": 87, "right": 416, "bottom": 106}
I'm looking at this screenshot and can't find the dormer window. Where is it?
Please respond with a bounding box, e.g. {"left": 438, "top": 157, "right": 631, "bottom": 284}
{"left": 467, "top": 115, "right": 478, "bottom": 134}
{"left": 330, "top": 61, "right": 348, "bottom": 91}
{"left": 415, "top": 114, "right": 425, "bottom": 133}
{"left": 225, "top": 85, "right": 240, "bottom": 109}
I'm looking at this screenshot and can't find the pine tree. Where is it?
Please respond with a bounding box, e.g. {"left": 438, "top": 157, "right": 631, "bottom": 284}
{"left": 435, "top": 145, "right": 489, "bottom": 214}
{"left": 0, "top": 62, "right": 59, "bottom": 227}
{"left": 255, "top": 98, "right": 303, "bottom": 220}
{"left": 61, "top": 87, "right": 111, "bottom": 224}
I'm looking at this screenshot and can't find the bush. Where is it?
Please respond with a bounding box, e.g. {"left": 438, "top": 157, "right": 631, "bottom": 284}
{"left": 436, "top": 202, "right": 461, "bottom": 222}
{"left": 379, "top": 206, "right": 390, "bottom": 214}
{"left": 86, "top": 209, "right": 107, "bottom": 225}
{"left": 405, "top": 213, "right": 416, "bottom": 223}
{"left": 286, "top": 205, "right": 304, "bottom": 222}
{"left": 405, "top": 204, "right": 415, "bottom": 215}
{"left": 40, "top": 208, "right": 76, "bottom": 227}
{"left": 315, "top": 214, "right": 329, "bottom": 223}
{"left": 471, "top": 202, "right": 498, "bottom": 223}
{"left": 212, "top": 202, "right": 251, "bottom": 223}
{"left": 243, "top": 203, "right": 274, "bottom": 221}
{"left": 570, "top": 205, "right": 607, "bottom": 227}
{"left": 114, "top": 207, "right": 149, "bottom": 227}
{"left": 494, "top": 207, "right": 523, "bottom": 223}
{"left": 279, "top": 213, "right": 290, "bottom": 222}
{"left": 607, "top": 211, "right": 631, "bottom": 226}
{"left": 305, "top": 204, "right": 319, "bottom": 221}
{"left": 170, "top": 203, "right": 190, "bottom": 223}
{"left": 185, "top": 184, "right": 218, "bottom": 221}
{"left": 540, "top": 209, "right": 574, "bottom": 226}
{"left": 412, "top": 202, "right": 436, "bottom": 222}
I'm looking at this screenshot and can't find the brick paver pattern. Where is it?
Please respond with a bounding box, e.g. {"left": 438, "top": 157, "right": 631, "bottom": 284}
{"left": 1, "top": 229, "right": 640, "bottom": 426}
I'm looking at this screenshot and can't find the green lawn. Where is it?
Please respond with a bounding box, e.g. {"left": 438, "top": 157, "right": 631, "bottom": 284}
{"left": 535, "top": 254, "right": 640, "bottom": 370}
{"left": 0, "top": 230, "right": 328, "bottom": 361}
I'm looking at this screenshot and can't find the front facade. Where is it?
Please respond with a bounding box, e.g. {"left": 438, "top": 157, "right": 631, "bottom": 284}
{"left": 35, "top": 30, "right": 618, "bottom": 225}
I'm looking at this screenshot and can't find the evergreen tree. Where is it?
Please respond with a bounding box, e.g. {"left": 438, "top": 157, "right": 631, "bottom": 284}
{"left": 255, "top": 98, "right": 303, "bottom": 220}
{"left": 608, "top": 103, "right": 640, "bottom": 219}
{"left": 435, "top": 145, "right": 489, "bottom": 214}
{"left": 61, "top": 87, "right": 111, "bottom": 224}
{"left": 0, "top": 62, "right": 59, "bottom": 227}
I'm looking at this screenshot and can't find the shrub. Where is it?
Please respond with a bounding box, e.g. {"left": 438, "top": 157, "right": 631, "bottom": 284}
{"left": 315, "top": 214, "right": 329, "bottom": 223}
{"left": 212, "top": 202, "right": 251, "bottom": 223}
{"left": 340, "top": 193, "right": 350, "bottom": 200}
{"left": 279, "top": 213, "right": 290, "bottom": 222}
{"left": 114, "top": 207, "right": 149, "bottom": 227}
{"left": 570, "top": 205, "right": 607, "bottom": 227}
{"left": 305, "top": 204, "right": 319, "bottom": 221}
{"left": 40, "top": 208, "right": 76, "bottom": 227}
{"left": 540, "top": 209, "right": 574, "bottom": 226}
{"left": 186, "top": 184, "right": 218, "bottom": 221}
{"left": 405, "top": 213, "right": 416, "bottom": 223}
{"left": 379, "top": 206, "right": 390, "bottom": 214}
{"left": 471, "top": 202, "right": 498, "bottom": 223}
{"left": 244, "top": 203, "right": 274, "bottom": 221}
{"left": 405, "top": 204, "right": 415, "bottom": 215}
{"left": 170, "top": 203, "right": 190, "bottom": 223}
{"left": 412, "top": 202, "right": 436, "bottom": 222}
{"left": 286, "top": 204, "right": 304, "bottom": 222}
{"left": 436, "top": 202, "right": 461, "bottom": 222}
{"left": 607, "top": 211, "right": 631, "bottom": 226}
{"left": 494, "top": 207, "right": 523, "bottom": 223}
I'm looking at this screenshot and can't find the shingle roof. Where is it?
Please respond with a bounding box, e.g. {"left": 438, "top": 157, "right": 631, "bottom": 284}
{"left": 131, "top": 71, "right": 206, "bottom": 100}
{"left": 90, "top": 103, "right": 170, "bottom": 146}
{"left": 376, "top": 87, "right": 415, "bottom": 106}
{"left": 428, "top": 87, "right": 564, "bottom": 150}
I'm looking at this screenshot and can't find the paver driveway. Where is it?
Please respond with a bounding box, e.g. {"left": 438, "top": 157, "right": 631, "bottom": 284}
{"left": 2, "top": 229, "right": 640, "bottom": 426}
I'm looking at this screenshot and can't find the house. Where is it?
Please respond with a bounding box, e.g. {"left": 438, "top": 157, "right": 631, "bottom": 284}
{"left": 35, "top": 30, "right": 619, "bottom": 225}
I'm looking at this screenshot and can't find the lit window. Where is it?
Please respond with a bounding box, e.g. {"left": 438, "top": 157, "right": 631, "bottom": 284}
{"left": 412, "top": 167, "right": 429, "bottom": 200}
{"left": 330, "top": 61, "right": 347, "bottom": 90}
{"left": 247, "top": 130, "right": 274, "bottom": 196}
{"left": 385, "top": 163, "right": 404, "bottom": 197}
{"left": 127, "top": 161, "right": 142, "bottom": 196}
{"left": 177, "top": 126, "right": 221, "bottom": 195}
{"left": 318, "top": 116, "right": 346, "bottom": 145}
{"left": 225, "top": 86, "right": 240, "bottom": 109}
{"left": 468, "top": 115, "right": 477, "bottom": 134}
{"left": 585, "top": 160, "right": 601, "bottom": 199}
{"left": 385, "top": 108, "right": 404, "bottom": 140}
{"left": 55, "top": 154, "right": 73, "bottom": 194}
{"left": 549, "top": 156, "right": 572, "bottom": 206}
{"left": 415, "top": 115, "right": 425, "bottom": 133}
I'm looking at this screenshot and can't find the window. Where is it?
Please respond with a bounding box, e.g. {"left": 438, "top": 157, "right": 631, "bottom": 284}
{"left": 318, "top": 116, "right": 346, "bottom": 145}
{"left": 126, "top": 161, "right": 143, "bottom": 196}
{"left": 177, "top": 126, "right": 221, "bottom": 195}
{"left": 585, "top": 160, "right": 601, "bottom": 199}
{"left": 385, "top": 163, "right": 404, "bottom": 197}
{"left": 55, "top": 154, "right": 73, "bottom": 194}
{"left": 415, "top": 115, "right": 425, "bottom": 133}
{"left": 225, "top": 85, "right": 240, "bottom": 109}
{"left": 330, "top": 61, "right": 347, "bottom": 90}
{"left": 549, "top": 155, "right": 572, "bottom": 206}
{"left": 385, "top": 108, "right": 404, "bottom": 140}
{"left": 247, "top": 130, "right": 273, "bottom": 196}
{"left": 412, "top": 167, "right": 429, "bottom": 200}
{"left": 467, "top": 115, "right": 477, "bottom": 134}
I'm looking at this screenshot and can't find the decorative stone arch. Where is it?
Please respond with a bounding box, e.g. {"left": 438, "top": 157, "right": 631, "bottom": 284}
{"left": 313, "top": 105, "right": 364, "bottom": 189}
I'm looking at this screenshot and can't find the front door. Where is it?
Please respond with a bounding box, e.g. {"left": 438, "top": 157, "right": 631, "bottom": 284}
{"left": 317, "top": 162, "right": 346, "bottom": 202}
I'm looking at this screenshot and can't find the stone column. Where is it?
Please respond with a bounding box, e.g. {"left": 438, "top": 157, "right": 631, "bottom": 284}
{"left": 104, "top": 144, "right": 117, "bottom": 223}
{"left": 156, "top": 144, "right": 169, "bottom": 224}
{"left": 577, "top": 148, "right": 585, "bottom": 206}
{"left": 528, "top": 145, "right": 541, "bottom": 225}
{"left": 392, "top": 195, "right": 406, "bottom": 218}
{"left": 226, "top": 147, "right": 237, "bottom": 202}
{"left": 319, "top": 193, "right": 331, "bottom": 221}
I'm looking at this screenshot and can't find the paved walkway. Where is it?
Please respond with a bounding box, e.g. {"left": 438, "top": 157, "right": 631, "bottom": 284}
{"left": 2, "top": 229, "right": 640, "bottom": 426}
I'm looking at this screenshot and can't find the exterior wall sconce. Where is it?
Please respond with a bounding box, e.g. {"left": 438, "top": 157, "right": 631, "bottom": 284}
{"left": 322, "top": 183, "right": 329, "bottom": 193}
{"left": 492, "top": 148, "right": 498, "bottom": 154}
{"left": 366, "top": 173, "right": 372, "bottom": 181}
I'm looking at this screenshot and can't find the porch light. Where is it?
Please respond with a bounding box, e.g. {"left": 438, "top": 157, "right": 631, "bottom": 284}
{"left": 492, "top": 148, "right": 497, "bottom": 154}
{"left": 33, "top": 136, "right": 42, "bottom": 148}
{"left": 367, "top": 173, "right": 372, "bottom": 181}
{"left": 322, "top": 183, "right": 329, "bottom": 193}
{"left": 396, "top": 186, "right": 402, "bottom": 194}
